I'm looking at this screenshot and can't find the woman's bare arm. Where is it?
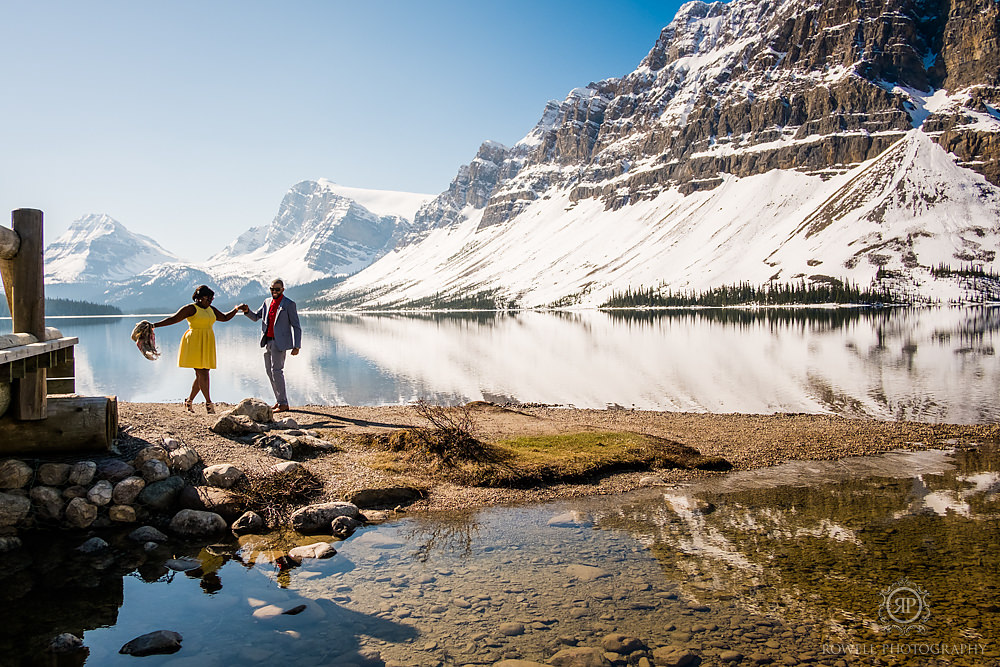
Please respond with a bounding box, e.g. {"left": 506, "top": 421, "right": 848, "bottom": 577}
{"left": 212, "top": 305, "right": 240, "bottom": 322}
{"left": 152, "top": 304, "right": 196, "bottom": 328}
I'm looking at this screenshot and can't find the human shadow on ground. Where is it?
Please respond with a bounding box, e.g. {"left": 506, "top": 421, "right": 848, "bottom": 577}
{"left": 286, "top": 408, "right": 415, "bottom": 431}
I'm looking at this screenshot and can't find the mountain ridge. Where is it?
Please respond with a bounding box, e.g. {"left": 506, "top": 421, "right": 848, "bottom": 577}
{"left": 314, "top": 0, "right": 1000, "bottom": 308}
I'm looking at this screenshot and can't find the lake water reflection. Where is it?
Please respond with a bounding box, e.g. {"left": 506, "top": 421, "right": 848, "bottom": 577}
{"left": 3, "top": 445, "right": 998, "bottom": 665}
{"left": 3, "top": 305, "right": 997, "bottom": 422}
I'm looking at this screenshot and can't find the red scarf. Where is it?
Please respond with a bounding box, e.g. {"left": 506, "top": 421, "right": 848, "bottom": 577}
{"left": 266, "top": 294, "right": 283, "bottom": 337}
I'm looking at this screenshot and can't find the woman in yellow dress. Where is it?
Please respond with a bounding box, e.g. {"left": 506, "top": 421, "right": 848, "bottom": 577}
{"left": 152, "top": 285, "right": 240, "bottom": 413}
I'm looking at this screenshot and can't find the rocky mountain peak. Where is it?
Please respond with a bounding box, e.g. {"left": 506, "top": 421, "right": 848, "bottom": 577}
{"left": 44, "top": 214, "right": 180, "bottom": 285}
{"left": 319, "top": 0, "right": 1000, "bottom": 309}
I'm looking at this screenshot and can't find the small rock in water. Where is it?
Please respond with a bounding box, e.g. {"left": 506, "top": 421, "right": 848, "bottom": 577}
{"left": 547, "top": 510, "right": 592, "bottom": 527}
{"left": 76, "top": 537, "right": 109, "bottom": 554}
{"left": 128, "top": 525, "right": 169, "bottom": 543}
{"left": 288, "top": 542, "right": 336, "bottom": 560}
{"left": 331, "top": 515, "right": 359, "bottom": 538}
{"left": 498, "top": 622, "right": 525, "bottom": 636}
{"left": 48, "top": 633, "right": 84, "bottom": 653}
{"left": 165, "top": 556, "right": 202, "bottom": 572}
{"left": 119, "top": 630, "right": 182, "bottom": 656}
{"left": 231, "top": 511, "right": 264, "bottom": 535}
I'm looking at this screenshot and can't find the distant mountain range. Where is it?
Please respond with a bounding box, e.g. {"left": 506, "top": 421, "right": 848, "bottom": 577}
{"left": 44, "top": 181, "right": 433, "bottom": 311}
{"left": 44, "top": 0, "right": 1000, "bottom": 310}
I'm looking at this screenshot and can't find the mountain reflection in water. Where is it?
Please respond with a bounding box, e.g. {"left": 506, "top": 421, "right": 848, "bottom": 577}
{"left": 5, "top": 304, "right": 997, "bottom": 422}
{"left": 3, "top": 445, "right": 998, "bottom": 665}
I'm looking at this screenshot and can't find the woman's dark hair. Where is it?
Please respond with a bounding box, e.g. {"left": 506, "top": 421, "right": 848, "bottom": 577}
{"left": 192, "top": 285, "right": 215, "bottom": 301}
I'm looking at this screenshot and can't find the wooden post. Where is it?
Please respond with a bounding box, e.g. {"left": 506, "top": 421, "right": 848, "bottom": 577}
{"left": 10, "top": 208, "right": 46, "bottom": 420}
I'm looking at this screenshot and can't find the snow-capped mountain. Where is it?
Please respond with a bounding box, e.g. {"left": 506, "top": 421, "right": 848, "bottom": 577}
{"left": 318, "top": 0, "right": 1000, "bottom": 308}
{"left": 45, "top": 214, "right": 180, "bottom": 285}
{"left": 204, "top": 179, "right": 427, "bottom": 290}
{"left": 46, "top": 183, "right": 434, "bottom": 311}
{"left": 44, "top": 214, "right": 182, "bottom": 303}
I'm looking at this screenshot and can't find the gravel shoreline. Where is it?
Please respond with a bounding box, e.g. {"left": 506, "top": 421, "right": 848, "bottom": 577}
{"left": 118, "top": 401, "right": 1000, "bottom": 512}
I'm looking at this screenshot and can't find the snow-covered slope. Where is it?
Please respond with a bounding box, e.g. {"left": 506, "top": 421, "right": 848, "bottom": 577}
{"left": 315, "top": 0, "right": 1000, "bottom": 308}
{"left": 323, "top": 131, "right": 1000, "bottom": 308}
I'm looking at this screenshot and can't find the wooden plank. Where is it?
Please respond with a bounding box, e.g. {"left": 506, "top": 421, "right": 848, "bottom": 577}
{"left": 13, "top": 370, "right": 46, "bottom": 420}
{"left": 0, "top": 338, "right": 79, "bottom": 364}
{"left": 46, "top": 378, "right": 75, "bottom": 394}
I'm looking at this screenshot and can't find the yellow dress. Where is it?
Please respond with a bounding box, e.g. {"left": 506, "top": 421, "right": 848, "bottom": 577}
{"left": 178, "top": 305, "right": 217, "bottom": 369}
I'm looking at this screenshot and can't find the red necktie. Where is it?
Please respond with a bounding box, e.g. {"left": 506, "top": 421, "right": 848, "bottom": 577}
{"left": 266, "top": 296, "right": 282, "bottom": 337}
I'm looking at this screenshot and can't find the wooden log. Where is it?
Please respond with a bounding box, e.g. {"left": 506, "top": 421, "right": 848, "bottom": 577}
{"left": 0, "top": 395, "right": 117, "bottom": 455}
{"left": 0, "top": 224, "right": 17, "bottom": 260}
{"left": 0, "top": 257, "right": 12, "bottom": 317}
{"left": 11, "top": 209, "right": 46, "bottom": 420}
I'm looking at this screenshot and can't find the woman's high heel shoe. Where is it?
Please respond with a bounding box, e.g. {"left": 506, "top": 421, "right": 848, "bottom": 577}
{"left": 183, "top": 399, "right": 194, "bottom": 413}
{"left": 205, "top": 402, "right": 215, "bottom": 414}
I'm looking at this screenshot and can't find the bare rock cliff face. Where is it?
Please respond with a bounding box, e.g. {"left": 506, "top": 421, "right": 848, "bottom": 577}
{"left": 418, "top": 0, "right": 1000, "bottom": 229}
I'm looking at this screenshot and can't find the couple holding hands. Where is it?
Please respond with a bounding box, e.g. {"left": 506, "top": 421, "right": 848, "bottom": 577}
{"left": 152, "top": 278, "right": 301, "bottom": 414}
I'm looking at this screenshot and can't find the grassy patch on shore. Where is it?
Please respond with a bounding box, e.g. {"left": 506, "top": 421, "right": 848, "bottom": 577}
{"left": 363, "top": 429, "right": 731, "bottom": 487}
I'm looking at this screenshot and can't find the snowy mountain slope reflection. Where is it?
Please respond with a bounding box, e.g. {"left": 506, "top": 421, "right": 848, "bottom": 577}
{"left": 14, "top": 305, "right": 998, "bottom": 422}
{"left": 592, "top": 445, "right": 1000, "bottom": 663}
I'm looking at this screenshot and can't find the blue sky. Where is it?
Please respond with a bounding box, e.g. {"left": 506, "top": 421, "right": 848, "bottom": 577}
{"left": 1, "top": 1, "right": 685, "bottom": 259}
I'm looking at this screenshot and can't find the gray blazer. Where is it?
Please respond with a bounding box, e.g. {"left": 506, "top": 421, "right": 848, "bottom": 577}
{"left": 244, "top": 296, "right": 302, "bottom": 351}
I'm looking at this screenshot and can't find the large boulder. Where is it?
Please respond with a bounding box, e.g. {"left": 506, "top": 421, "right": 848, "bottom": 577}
{"left": 137, "top": 476, "right": 186, "bottom": 511}
{"left": 87, "top": 479, "right": 113, "bottom": 506}
{"left": 112, "top": 476, "right": 146, "bottom": 505}
{"left": 169, "top": 509, "right": 227, "bottom": 537}
{"left": 67, "top": 461, "right": 97, "bottom": 486}
{"left": 202, "top": 464, "right": 245, "bottom": 489}
{"left": 227, "top": 397, "right": 273, "bottom": 423}
{"left": 178, "top": 485, "right": 244, "bottom": 521}
{"left": 30, "top": 486, "right": 64, "bottom": 521}
{"left": 97, "top": 459, "right": 135, "bottom": 483}
{"left": 346, "top": 486, "right": 425, "bottom": 509}
{"left": 133, "top": 446, "right": 169, "bottom": 469}
{"left": 64, "top": 498, "right": 98, "bottom": 529}
{"left": 0, "top": 459, "right": 32, "bottom": 489}
{"left": 0, "top": 491, "right": 31, "bottom": 527}
{"left": 290, "top": 502, "right": 361, "bottom": 534}
{"left": 37, "top": 463, "right": 71, "bottom": 486}
{"left": 168, "top": 446, "right": 200, "bottom": 472}
{"left": 210, "top": 414, "right": 265, "bottom": 436}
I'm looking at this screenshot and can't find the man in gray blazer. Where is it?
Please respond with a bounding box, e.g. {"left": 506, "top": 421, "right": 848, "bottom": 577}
{"left": 238, "top": 278, "right": 302, "bottom": 412}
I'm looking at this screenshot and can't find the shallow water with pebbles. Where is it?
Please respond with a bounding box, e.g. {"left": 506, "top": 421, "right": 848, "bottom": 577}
{"left": 3, "top": 445, "right": 999, "bottom": 666}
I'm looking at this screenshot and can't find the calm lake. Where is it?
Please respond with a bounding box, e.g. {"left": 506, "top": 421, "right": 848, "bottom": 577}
{"left": 2, "top": 306, "right": 999, "bottom": 666}
{"left": 3, "top": 305, "right": 998, "bottom": 421}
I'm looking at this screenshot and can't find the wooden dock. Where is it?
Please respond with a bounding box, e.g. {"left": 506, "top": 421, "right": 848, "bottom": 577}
{"left": 0, "top": 208, "right": 116, "bottom": 453}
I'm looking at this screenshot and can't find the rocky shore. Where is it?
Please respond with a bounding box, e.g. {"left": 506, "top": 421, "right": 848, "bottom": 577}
{"left": 3, "top": 399, "right": 997, "bottom": 543}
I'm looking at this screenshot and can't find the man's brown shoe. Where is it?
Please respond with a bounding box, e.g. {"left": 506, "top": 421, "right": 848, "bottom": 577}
{"left": 274, "top": 405, "right": 290, "bottom": 413}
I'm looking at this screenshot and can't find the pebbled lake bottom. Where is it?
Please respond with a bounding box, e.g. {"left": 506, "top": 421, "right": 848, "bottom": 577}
{"left": 3, "top": 443, "right": 999, "bottom": 666}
